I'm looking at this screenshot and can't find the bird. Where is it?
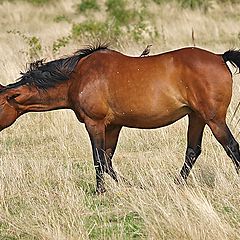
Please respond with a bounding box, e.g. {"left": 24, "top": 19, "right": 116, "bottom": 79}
{"left": 140, "top": 44, "right": 152, "bottom": 57}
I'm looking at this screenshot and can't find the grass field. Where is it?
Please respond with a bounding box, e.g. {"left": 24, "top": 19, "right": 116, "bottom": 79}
{"left": 0, "top": 0, "right": 240, "bottom": 239}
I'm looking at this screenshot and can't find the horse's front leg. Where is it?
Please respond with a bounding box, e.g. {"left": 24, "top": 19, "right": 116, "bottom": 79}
{"left": 105, "top": 125, "right": 122, "bottom": 182}
{"left": 104, "top": 125, "right": 132, "bottom": 187}
{"left": 85, "top": 118, "right": 107, "bottom": 194}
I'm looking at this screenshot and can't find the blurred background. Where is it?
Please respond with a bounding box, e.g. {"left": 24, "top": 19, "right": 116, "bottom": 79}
{"left": 1, "top": 0, "right": 240, "bottom": 63}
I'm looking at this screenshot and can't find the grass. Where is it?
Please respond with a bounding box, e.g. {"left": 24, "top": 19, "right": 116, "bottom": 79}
{"left": 76, "top": 0, "right": 100, "bottom": 13}
{"left": 0, "top": 0, "right": 240, "bottom": 239}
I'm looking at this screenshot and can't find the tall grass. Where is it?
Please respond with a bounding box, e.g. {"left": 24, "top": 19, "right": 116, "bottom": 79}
{"left": 0, "top": 0, "right": 240, "bottom": 239}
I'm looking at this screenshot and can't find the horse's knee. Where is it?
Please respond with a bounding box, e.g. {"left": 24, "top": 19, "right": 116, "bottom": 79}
{"left": 184, "top": 148, "right": 196, "bottom": 170}
{"left": 185, "top": 146, "right": 201, "bottom": 169}
{"left": 105, "top": 148, "right": 113, "bottom": 159}
{"left": 186, "top": 146, "right": 201, "bottom": 161}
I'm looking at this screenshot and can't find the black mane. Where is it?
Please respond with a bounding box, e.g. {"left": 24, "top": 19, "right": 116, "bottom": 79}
{"left": 4, "top": 43, "right": 109, "bottom": 91}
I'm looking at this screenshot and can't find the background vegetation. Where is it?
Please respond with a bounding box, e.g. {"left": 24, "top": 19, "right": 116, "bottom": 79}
{"left": 0, "top": 0, "right": 240, "bottom": 239}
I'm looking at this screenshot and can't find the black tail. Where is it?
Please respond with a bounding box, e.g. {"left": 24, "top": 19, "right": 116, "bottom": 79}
{"left": 223, "top": 50, "right": 240, "bottom": 124}
{"left": 222, "top": 49, "right": 240, "bottom": 70}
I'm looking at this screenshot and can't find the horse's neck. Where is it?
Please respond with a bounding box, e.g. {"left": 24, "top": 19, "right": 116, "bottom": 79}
{"left": 7, "top": 83, "right": 70, "bottom": 113}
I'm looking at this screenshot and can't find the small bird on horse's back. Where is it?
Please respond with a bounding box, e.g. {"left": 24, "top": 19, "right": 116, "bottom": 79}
{"left": 140, "top": 44, "right": 152, "bottom": 57}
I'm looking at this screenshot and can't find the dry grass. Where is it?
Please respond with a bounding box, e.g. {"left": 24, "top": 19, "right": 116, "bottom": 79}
{"left": 0, "top": 1, "right": 240, "bottom": 239}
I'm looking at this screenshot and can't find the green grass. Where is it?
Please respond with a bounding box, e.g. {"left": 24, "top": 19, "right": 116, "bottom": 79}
{"left": 72, "top": 21, "right": 109, "bottom": 39}
{"left": 77, "top": 0, "right": 100, "bottom": 13}
{"left": 85, "top": 212, "right": 145, "bottom": 239}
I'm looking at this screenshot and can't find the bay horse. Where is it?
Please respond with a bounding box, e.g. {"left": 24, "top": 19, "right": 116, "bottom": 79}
{"left": 1, "top": 44, "right": 240, "bottom": 194}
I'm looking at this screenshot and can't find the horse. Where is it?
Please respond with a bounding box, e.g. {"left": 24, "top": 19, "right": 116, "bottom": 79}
{"left": 1, "top": 43, "right": 240, "bottom": 194}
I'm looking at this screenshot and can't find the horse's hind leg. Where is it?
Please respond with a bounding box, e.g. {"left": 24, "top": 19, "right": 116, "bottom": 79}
{"left": 208, "top": 120, "right": 240, "bottom": 174}
{"left": 177, "top": 112, "right": 206, "bottom": 182}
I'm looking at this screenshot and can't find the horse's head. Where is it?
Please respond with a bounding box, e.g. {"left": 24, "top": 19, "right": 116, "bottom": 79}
{"left": 0, "top": 84, "right": 23, "bottom": 131}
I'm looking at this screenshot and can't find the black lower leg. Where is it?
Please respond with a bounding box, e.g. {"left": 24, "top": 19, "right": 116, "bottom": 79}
{"left": 105, "top": 153, "right": 118, "bottom": 182}
{"left": 104, "top": 126, "right": 122, "bottom": 182}
{"left": 85, "top": 119, "right": 109, "bottom": 194}
{"left": 105, "top": 148, "right": 131, "bottom": 185}
{"left": 180, "top": 146, "right": 201, "bottom": 180}
{"left": 177, "top": 113, "right": 205, "bottom": 183}
{"left": 208, "top": 121, "right": 240, "bottom": 175}
{"left": 94, "top": 147, "right": 106, "bottom": 193}
{"left": 224, "top": 137, "right": 240, "bottom": 173}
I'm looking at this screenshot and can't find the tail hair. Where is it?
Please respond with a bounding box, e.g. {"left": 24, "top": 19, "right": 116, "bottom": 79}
{"left": 223, "top": 50, "right": 240, "bottom": 123}
{"left": 222, "top": 49, "right": 240, "bottom": 71}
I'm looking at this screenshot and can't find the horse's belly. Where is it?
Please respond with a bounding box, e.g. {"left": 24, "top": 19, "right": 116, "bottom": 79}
{"left": 113, "top": 106, "right": 191, "bottom": 129}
